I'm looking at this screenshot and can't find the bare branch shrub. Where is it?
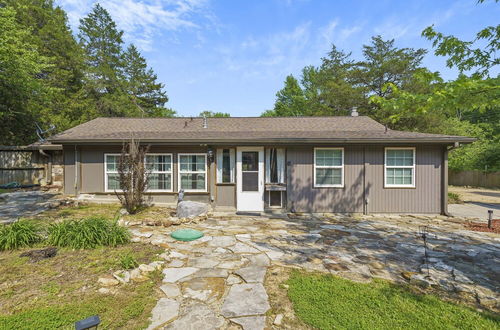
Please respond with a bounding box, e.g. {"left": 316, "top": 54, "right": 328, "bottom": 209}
{"left": 115, "top": 140, "right": 151, "bottom": 214}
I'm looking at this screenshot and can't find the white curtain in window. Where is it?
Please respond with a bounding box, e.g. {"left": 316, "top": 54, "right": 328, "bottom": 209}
{"left": 277, "top": 148, "right": 285, "bottom": 183}
{"left": 216, "top": 149, "right": 223, "bottom": 183}
{"left": 266, "top": 148, "right": 285, "bottom": 183}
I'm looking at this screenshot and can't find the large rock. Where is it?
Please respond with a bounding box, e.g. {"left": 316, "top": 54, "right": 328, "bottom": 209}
{"left": 221, "top": 283, "right": 270, "bottom": 317}
{"left": 176, "top": 201, "right": 209, "bottom": 219}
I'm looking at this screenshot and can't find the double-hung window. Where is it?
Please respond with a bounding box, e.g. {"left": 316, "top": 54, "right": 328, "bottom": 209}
{"left": 146, "top": 154, "right": 173, "bottom": 191}
{"left": 385, "top": 147, "right": 415, "bottom": 187}
{"left": 105, "top": 154, "right": 121, "bottom": 191}
{"left": 314, "top": 148, "right": 344, "bottom": 187}
{"left": 179, "top": 154, "right": 207, "bottom": 192}
{"left": 216, "top": 149, "right": 235, "bottom": 183}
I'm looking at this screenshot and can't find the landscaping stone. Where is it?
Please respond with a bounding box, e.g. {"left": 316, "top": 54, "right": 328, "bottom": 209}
{"left": 410, "top": 274, "right": 434, "bottom": 288}
{"left": 147, "top": 298, "right": 179, "bottom": 330}
{"left": 163, "top": 267, "right": 199, "bottom": 283}
{"left": 113, "top": 270, "right": 130, "bottom": 284}
{"left": 98, "top": 288, "right": 112, "bottom": 294}
{"left": 177, "top": 201, "right": 209, "bottom": 219}
{"left": 130, "top": 268, "right": 148, "bottom": 282}
{"left": 230, "top": 316, "right": 266, "bottom": 330}
{"left": 98, "top": 277, "right": 119, "bottom": 287}
{"left": 227, "top": 274, "right": 243, "bottom": 285}
{"left": 209, "top": 236, "right": 237, "bottom": 247}
{"left": 139, "top": 264, "right": 156, "bottom": 273}
{"left": 160, "top": 283, "right": 181, "bottom": 298}
{"left": 168, "top": 259, "right": 185, "bottom": 267}
{"left": 221, "top": 283, "right": 270, "bottom": 317}
{"left": 187, "top": 257, "right": 220, "bottom": 268}
{"left": 229, "top": 242, "right": 260, "bottom": 254}
{"left": 235, "top": 266, "right": 267, "bottom": 283}
{"left": 274, "top": 314, "right": 284, "bottom": 326}
{"left": 166, "top": 303, "right": 224, "bottom": 330}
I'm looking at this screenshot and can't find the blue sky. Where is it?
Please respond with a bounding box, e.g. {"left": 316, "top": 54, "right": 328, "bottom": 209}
{"left": 57, "top": 0, "right": 499, "bottom": 117}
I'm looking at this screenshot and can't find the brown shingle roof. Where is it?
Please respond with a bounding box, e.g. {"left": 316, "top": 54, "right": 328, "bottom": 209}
{"left": 48, "top": 116, "right": 475, "bottom": 144}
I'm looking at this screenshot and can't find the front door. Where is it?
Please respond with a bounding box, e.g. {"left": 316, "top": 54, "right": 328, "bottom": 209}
{"left": 236, "top": 147, "right": 264, "bottom": 212}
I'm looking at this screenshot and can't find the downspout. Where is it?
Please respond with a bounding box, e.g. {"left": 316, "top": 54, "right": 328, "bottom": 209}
{"left": 442, "top": 142, "right": 460, "bottom": 216}
{"left": 363, "top": 146, "right": 368, "bottom": 215}
{"left": 74, "top": 145, "right": 79, "bottom": 196}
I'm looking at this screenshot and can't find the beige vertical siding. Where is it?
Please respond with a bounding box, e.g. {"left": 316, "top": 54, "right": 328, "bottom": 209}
{"left": 216, "top": 185, "right": 236, "bottom": 207}
{"left": 287, "top": 146, "right": 365, "bottom": 213}
{"left": 63, "top": 146, "right": 75, "bottom": 195}
{"left": 66, "top": 145, "right": 211, "bottom": 204}
{"left": 288, "top": 145, "right": 443, "bottom": 213}
{"left": 365, "top": 145, "right": 442, "bottom": 213}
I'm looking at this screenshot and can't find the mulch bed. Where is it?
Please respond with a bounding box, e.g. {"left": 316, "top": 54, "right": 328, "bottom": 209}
{"left": 464, "top": 219, "right": 500, "bottom": 233}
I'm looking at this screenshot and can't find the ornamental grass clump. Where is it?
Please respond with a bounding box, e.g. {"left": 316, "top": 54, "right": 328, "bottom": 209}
{"left": 0, "top": 220, "right": 42, "bottom": 251}
{"left": 47, "top": 216, "right": 130, "bottom": 249}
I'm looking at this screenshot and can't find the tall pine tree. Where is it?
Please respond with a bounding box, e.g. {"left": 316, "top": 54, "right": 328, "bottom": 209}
{"left": 78, "top": 3, "right": 130, "bottom": 117}
{"left": 123, "top": 44, "right": 173, "bottom": 117}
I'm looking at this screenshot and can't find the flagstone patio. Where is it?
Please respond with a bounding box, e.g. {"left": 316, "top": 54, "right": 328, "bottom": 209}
{"left": 128, "top": 213, "right": 499, "bottom": 329}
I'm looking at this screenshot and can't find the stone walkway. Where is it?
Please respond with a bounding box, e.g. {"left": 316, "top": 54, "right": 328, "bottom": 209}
{"left": 0, "top": 191, "right": 62, "bottom": 224}
{"left": 129, "top": 213, "right": 500, "bottom": 329}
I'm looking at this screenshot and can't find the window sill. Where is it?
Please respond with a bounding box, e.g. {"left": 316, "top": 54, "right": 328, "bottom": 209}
{"left": 216, "top": 182, "right": 236, "bottom": 186}
{"left": 384, "top": 185, "right": 416, "bottom": 189}
{"left": 313, "top": 185, "right": 344, "bottom": 189}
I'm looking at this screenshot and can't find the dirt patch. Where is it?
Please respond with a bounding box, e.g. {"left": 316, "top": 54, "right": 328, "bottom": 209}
{"left": 465, "top": 219, "right": 500, "bottom": 233}
{"left": 19, "top": 247, "right": 57, "bottom": 262}
{"left": 448, "top": 186, "right": 500, "bottom": 204}
{"left": 264, "top": 266, "right": 313, "bottom": 330}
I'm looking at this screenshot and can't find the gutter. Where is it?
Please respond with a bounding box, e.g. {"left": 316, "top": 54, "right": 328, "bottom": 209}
{"left": 48, "top": 137, "right": 477, "bottom": 145}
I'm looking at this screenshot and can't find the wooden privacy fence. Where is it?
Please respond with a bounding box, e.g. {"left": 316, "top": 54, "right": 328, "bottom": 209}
{"left": 0, "top": 150, "right": 45, "bottom": 186}
{"left": 449, "top": 170, "right": 500, "bottom": 188}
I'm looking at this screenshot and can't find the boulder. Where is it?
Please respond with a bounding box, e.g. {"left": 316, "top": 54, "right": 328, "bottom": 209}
{"left": 176, "top": 201, "right": 209, "bottom": 219}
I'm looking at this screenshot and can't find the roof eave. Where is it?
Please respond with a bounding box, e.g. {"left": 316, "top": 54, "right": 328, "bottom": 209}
{"left": 49, "top": 137, "right": 476, "bottom": 145}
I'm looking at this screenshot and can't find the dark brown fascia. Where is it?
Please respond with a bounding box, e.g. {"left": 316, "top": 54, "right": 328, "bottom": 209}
{"left": 49, "top": 137, "right": 476, "bottom": 145}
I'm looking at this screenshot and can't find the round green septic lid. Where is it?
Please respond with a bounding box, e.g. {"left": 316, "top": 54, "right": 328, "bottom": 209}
{"left": 170, "top": 229, "right": 204, "bottom": 242}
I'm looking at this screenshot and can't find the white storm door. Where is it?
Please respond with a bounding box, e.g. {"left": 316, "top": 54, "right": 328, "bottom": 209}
{"left": 237, "top": 147, "right": 264, "bottom": 212}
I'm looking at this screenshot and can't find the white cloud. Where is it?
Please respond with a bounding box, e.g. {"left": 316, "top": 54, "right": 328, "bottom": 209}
{"left": 56, "top": 0, "right": 212, "bottom": 51}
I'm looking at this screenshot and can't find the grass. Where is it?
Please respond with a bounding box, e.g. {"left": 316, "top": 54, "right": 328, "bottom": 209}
{"left": 287, "top": 270, "right": 499, "bottom": 330}
{"left": 448, "top": 192, "right": 463, "bottom": 204}
{"left": 0, "top": 188, "right": 9, "bottom": 194}
{"left": 0, "top": 243, "right": 164, "bottom": 329}
{"left": 0, "top": 220, "right": 42, "bottom": 251}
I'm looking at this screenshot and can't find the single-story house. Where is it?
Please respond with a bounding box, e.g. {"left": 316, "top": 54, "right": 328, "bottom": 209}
{"left": 48, "top": 111, "right": 474, "bottom": 214}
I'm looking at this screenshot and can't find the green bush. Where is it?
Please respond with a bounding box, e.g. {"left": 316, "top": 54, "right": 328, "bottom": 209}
{"left": 0, "top": 220, "right": 42, "bottom": 251}
{"left": 120, "top": 253, "right": 139, "bottom": 269}
{"left": 47, "top": 216, "right": 130, "bottom": 249}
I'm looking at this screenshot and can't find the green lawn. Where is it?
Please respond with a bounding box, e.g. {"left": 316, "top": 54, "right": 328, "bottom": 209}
{"left": 287, "top": 271, "right": 499, "bottom": 330}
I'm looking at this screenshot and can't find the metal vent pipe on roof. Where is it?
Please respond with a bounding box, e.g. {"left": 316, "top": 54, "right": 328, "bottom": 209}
{"left": 350, "top": 107, "right": 359, "bottom": 117}
{"left": 203, "top": 115, "right": 208, "bottom": 129}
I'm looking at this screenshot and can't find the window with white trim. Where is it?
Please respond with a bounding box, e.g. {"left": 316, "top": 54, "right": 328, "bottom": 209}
{"left": 105, "top": 154, "right": 121, "bottom": 191}
{"left": 314, "top": 148, "right": 344, "bottom": 187}
{"left": 216, "top": 149, "right": 235, "bottom": 183}
{"left": 179, "top": 154, "right": 207, "bottom": 191}
{"left": 146, "top": 154, "right": 173, "bottom": 191}
{"left": 385, "top": 148, "right": 415, "bottom": 187}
